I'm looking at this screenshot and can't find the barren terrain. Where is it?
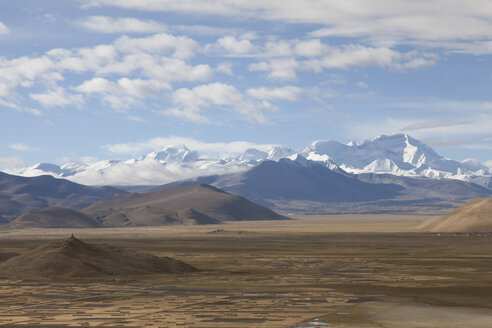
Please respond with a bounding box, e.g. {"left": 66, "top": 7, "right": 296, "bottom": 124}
{"left": 1, "top": 215, "right": 492, "bottom": 327}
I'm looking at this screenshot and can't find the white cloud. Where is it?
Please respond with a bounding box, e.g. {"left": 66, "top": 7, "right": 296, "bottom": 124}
{"left": 84, "top": 1, "right": 492, "bottom": 53}
{"left": 30, "top": 87, "right": 84, "bottom": 108}
{"left": 75, "top": 77, "right": 171, "bottom": 109}
{"left": 76, "top": 77, "right": 170, "bottom": 97}
{"left": 249, "top": 58, "right": 300, "bottom": 80}
{"left": 0, "top": 157, "right": 25, "bottom": 168}
{"left": 214, "top": 36, "right": 257, "bottom": 54}
{"left": 104, "top": 136, "right": 275, "bottom": 158}
{"left": 78, "top": 16, "right": 167, "bottom": 34}
{"left": 0, "top": 21, "right": 9, "bottom": 35}
{"left": 294, "top": 39, "right": 326, "bottom": 57}
{"left": 247, "top": 86, "right": 302, "bottom": 101}
{"left": 168, "top": 82, "right": 273, "bottom": 123}
{"left": 215, "top": 62, "right": 233, "bottom": 75}
{"left": 114, "top": 33, "right": 198, "bottom": 58}
{"left": 9, "top": 143, "right": 33, "bottom": 151}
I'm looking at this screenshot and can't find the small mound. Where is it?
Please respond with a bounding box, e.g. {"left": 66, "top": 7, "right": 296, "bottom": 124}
{"left": 0, "top": 236, "right": 197, "bottom": 279}
{"left": 419, "top": 198, "right": 492, "bottom": 232}
{"left": 8, "top": 207, "right": 100, "bottom": 229}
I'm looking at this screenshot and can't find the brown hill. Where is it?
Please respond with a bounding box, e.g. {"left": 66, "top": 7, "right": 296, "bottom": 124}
{"left": 7, "top": 207, "right": 100, "bottom": 229}
{"left": 0, "top": 171, "right": 125, "bottom": 223}
{"left": 0, "top": 236, "right": 197, "bottom": 279}
{"left": 83, "top": 184, "right": 287, "bottom": 227}
{"left": 419, "top": 198, "right": 492, "bottom": 232}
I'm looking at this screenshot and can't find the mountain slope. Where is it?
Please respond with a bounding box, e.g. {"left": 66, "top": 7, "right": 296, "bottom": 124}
{"left": 161, "top": 156, "right": 492, "bottom": 214}
{"left": 83, "top": 184, "right": 287, "bottom": 227}
{"left": 419, "top": 199, "right": 492, "bottom": 232}
{"left": 7, "top": 207, "right": 100, "bottom": 229}
{"left": 0, "top": 172, "right": 125, "bottom": 222}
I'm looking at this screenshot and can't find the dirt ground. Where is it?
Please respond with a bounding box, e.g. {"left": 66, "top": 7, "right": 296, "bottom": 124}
{"left": 1, "top": 215, "right": 492, "bottom": 327}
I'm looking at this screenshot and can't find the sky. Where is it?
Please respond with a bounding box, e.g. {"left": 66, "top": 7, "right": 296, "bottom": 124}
{"left": 1, "top": 0, "right": 492, "bottom": 168}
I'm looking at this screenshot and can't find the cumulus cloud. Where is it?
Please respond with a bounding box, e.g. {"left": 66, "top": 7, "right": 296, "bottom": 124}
{"left": 114, "top": 33, "right": 199, "bottom": 58}
{"left": 78, "top": 16, "right": 167, "bottom": 34}
{"left": 167, "top": 82, "right": 273, "bottom": 123}
{"left": 0, "top": 32, "right": 213, "bottom": 113}
{"left": 0, "top": 157, "right": 25, "bottom": 169}
{"left": 249, "top": 58, "right": 300, "bottom": 80}
{"left": 77, "top": 77, "right": 169, "bottom": 97}
{"left": 215, "top": 62, "right": 233, "bottom": 75}
{"left": 214, "top": 36, "right": 257, "bottom": 54}
{"left": 0, "top": 21, "right": 9, "bottom": 35}
{"left": 30, "top": 87, "right": 84, "bottom": 108}
{"left": 76, "top": 77, "right": 171, "bottom": 109}
{"left": 247, "top": 86, "right": 302, "bottom": 101}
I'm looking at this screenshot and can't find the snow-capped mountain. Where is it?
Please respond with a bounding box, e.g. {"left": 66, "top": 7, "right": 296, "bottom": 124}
{"left": 5, "top": 134, "right": 491, "bottom": 188}
{"left": 7, "top": 144, "right": 296, "bottom": 186}
{"left": 301, "top": 134, "right": 491, "bottom": 185}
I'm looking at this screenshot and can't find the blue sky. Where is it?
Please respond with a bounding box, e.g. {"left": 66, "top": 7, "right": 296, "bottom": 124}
{"left": 1, "top": 0, "right": 492, "bottom": 168}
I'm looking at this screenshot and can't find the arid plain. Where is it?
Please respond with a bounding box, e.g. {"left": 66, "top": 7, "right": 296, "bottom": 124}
{"left": 1, "top": 215, "right": 492, "bottom": 327}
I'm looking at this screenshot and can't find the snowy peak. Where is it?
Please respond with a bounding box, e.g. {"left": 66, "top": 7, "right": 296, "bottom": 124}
{"left": 3, "top": 134, "right": 491, "bottom": 188}
{"left": 145, "top": 145, "right": 199, "bottom": 163}
{"left": 267, "top": 145, "right": 296, "bottom": 161}
{"left": 237, "top": 148, "right": 268, "bottom": 162}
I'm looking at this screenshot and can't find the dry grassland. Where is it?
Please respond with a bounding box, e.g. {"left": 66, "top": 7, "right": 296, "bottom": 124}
{"left": 1, "top": 215, "right": 492, "bottom": 327}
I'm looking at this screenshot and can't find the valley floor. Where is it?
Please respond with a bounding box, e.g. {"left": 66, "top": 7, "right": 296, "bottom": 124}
{"left": 1, "top": 215, "right": 492, "bottom": 327}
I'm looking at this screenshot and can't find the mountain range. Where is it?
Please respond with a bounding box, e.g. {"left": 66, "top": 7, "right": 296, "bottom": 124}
{"left": 5, "top": 184, "right": 287, "bottom": 228}
{"left": 6, "top": 134, "right": 491, "bottom": 188}
{"left": 161, "top": 156, "right": 492, "bottom": 214}
{"left": 0, "top": 172, "right": 124, "bottom": 223}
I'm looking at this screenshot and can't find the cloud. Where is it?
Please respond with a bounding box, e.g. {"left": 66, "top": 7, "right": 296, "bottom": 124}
{"left": 168, "top": 82, "right": 273, "bottom": 123}
{"left": 30, "top": 87, "right": 84, "bottom": 108}
{"left": 249, "top": 58, "right": 300, "bottom": 80}
{"left": 0, "top": 21, "right": 9, "bottom": 35}
{"left": 357, "top": 81, "right": 369, "bottom": 89}
{"left": 104, "top": 136, "right": 275, "bottom": 158}
{"left": 248, "top": 43, "right": 436, "bottom": 80}
{"left": 423, "top": 139, "right": 471, "bottom": 147}
{"left": 78, "top": 16, "right": 167, "bottom": 34}
{"left": 214, "top": 36, "right": 257, "bottom": 54}
{"left": 76, "top": 77, "right": 169, "bottom": 97}
{"left": 0, "top": 157, "right": 25, "bottom": 168}
{"left": 114, "top": 33, "right": 199, "bottom": 58}
{"left": 294, "top": 39, "right": 326, "bottom": 57}
{"left": 9, "top": 143, "right": 33, "bottom": 151}
{"left": 403, "top": 120, "right": 472, "bottom": 131}
{"left": 83, "top": 1, "right": 492, "bottom": 53}
{"left": 76, "top": 77, "right": 171, "bottom": 109}
{"left": 127, "top": 115, "right": 148, "bottom": 123}
{"left": 215, "top": 62, "right": 233, "bottom": 75}
{"left": 247, "top": 86, "right": 302, "bottom": 101}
